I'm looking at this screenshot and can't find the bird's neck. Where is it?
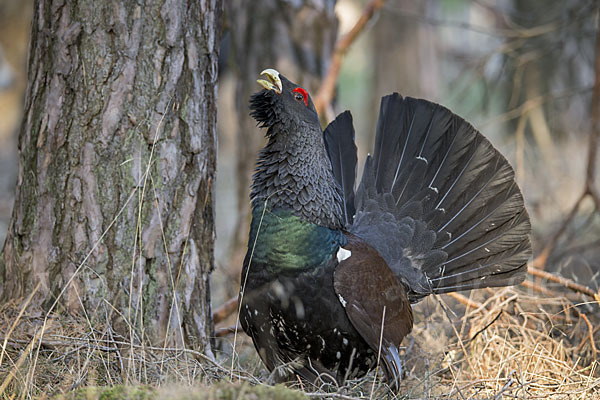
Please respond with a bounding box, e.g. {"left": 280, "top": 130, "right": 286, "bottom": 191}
{"left": 251, "top": 122, "right": 345, "bottom": 229}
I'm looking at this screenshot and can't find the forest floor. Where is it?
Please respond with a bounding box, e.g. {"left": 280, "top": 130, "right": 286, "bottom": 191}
{"left": 0, "top": 281, "right": 598, "bottom": 399}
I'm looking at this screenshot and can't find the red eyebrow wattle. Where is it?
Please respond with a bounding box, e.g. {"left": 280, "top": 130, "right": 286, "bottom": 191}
{"left": 293, "top": 87, "right": 308, "bottom": 106}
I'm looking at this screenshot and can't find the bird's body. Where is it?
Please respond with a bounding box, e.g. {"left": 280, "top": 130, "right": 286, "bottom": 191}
{"left": 239, "top": 69, "right": 531, "bottom": 390}
{"left": 240, "top": 206, "right": 389, "bottom": 383}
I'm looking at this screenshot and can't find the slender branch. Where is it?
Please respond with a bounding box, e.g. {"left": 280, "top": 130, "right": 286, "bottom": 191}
{"left": 577, "top": 313, "right": 598, "bottom": 356}
{"left": 215, "top": 326, "right": 237, "bottom": 338}
{"left": 314, "top": 0, "right": 386, "bottom": 118}
{"left": 520, "top": 279, "right": 555, "bottom": 297}
{"left": 213, "top": 296, "right": 238, "bottom": 325}
{"left": 527, "top": 266, "right": 599, "bottom": 299}
{"left": 447, "top": 292, "right": 484, "bottom": 309}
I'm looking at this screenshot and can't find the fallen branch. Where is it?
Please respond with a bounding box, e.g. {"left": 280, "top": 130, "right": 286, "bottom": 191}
{"left": 314, "top": 0, "right": 386, "bottom": 118}
{"left": 215, "top": 326, "right": 237, "bottom": 338}
{"left": 213, "top": 296, "right": 238, "bottom": 325}
{"left": 527, "top": 266, "right": 599, "bottom": 299}
{"left": 520, "top": 279, "right": 556, "bottom": 297}
{"left": 576, "top": 313, "right": 598, "bottom": 356}
{"left": 447, "top": 292, "right": 484, "bottom": 309}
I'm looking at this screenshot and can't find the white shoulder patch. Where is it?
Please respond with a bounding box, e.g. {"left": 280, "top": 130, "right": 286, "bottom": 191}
{"left": 338, "top": 293, "right": 348, "bottom": 307}
{"left": 336, "top": 247, "right": 352, "bottom": 263}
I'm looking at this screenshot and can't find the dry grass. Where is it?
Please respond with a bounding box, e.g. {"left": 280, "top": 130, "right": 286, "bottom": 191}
{"left": 0, "top": 281, "right": 598, "bottom": 399}
{"left": 402, "top": 287, "right": 600, "bottom": 398}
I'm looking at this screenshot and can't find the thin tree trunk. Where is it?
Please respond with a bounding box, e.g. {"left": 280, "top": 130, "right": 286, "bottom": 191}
{"left": 224, "top": 0, "right": 338, "bottom": 291}
{"left": 0, "top": 0, "right": 221, "bottom": 351}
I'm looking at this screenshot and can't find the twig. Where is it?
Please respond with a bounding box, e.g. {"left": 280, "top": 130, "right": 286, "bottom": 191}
{"left": 468, "top": 311, "right": 503, "bottom": 343}
{"left": 521, "top": 279, "right": 556, "bottom": 297}
{"left": 215, "top": 326, "right": 237, "bottom": 338}
{"left": 576, "top": 313, "right": 598, "bottom": 357}
{"left": 527, "top": 266, "right": 599, "bottom": 299}
{"left": 213, "top": 296, "right": 238, "bottom": 325}
{"left": 313, "top": 0, "right": 386, "bottom": 118}
{"left": 486, "top": 370, "right": 517, "bottom": 400}
{"left": 305, "top": 392, "right": 361, "bottom": 399}
{"left": 447, "top": 292, "right": 484, "bottom": 309}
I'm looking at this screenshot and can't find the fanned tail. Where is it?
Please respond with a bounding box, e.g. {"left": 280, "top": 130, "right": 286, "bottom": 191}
{"left": 351, "top": 94, "right": 531, "bottom": 302}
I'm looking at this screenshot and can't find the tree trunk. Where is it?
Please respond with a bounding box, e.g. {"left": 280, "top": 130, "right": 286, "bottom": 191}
{"left": 223, "top": 0, "right": 337, "bottom": 291}
{"left": 0, "top": 0, "right": 221, "bottom": 352}
{"left": 371, "top": 0, "right": 439, "bottom": 137}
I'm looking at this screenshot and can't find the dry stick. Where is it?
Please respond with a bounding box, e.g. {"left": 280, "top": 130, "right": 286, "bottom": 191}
{"left": 447, "top": 292, "right": 484, "bottom": 309}
{"left": 213, "top": 296, "right": 238, "bottom": 325}
{"left": 313, "top": 0, "right": 386, "bottom": 117}
{"left": 576, "top": 314, "right": 598, "bottom": 356}
{"left": 215, "top": 326, "right": 237, "bottom": 338}
{"left": 527, "top": 267, "right": 599, "bottom": 299}
{"left": 520, "top": 279, "right": 556, "bottom": 297}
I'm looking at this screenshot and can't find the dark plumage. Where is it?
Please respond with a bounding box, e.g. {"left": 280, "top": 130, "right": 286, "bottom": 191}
{"left": 239, "top": 69, "right": 532, "bottom": 391}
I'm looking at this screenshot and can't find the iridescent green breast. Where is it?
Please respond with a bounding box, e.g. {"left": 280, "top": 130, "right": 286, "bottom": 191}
{"left": 248, "top": 203, "right": 345, "bottom": 272}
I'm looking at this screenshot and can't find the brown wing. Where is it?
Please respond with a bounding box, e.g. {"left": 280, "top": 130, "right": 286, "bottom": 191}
{"left": 333, "top": 233, "right": 413, "bottom": 388}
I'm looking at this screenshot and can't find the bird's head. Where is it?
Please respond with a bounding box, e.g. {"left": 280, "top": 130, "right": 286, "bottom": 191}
{"left": 250, "top": 69, "right": 319, "bottom": 129}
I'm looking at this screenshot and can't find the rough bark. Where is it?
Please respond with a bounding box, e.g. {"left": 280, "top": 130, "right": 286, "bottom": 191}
{"left": 0, "top": 0, "right": 221, "bottom": 351}
{"left": 224, "top": 0, "right": 338, "bottom": 288}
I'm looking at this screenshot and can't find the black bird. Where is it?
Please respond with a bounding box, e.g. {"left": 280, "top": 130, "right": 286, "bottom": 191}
{"left": 239, "top": 69, "right": 531, "bottom": 390}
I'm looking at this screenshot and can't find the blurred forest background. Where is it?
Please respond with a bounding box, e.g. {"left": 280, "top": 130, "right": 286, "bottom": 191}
{"left": 0, "top": 0, "right": 599, "bottom": 397}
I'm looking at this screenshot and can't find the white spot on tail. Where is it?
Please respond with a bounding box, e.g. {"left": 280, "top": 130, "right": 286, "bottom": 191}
{"left": 337, "top": 247, "right": 352, "bottom": 263}
{"left": 416, "top": 156, "right": 428, "bottom": 163}
{"left": 338, "top": 294, "right": 347, "bottom": 307}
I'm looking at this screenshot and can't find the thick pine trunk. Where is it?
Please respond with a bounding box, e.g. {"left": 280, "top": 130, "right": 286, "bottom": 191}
{"left": 0, "top": 0, "right": 221, "bottom": 351}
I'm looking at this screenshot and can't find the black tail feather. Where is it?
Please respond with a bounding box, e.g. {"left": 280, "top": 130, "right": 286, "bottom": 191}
{"left": 324, "top": 111, "right": 358, "bottom": 227}
{"left": 351, "top": 94, "right": 531, "bottom": 302}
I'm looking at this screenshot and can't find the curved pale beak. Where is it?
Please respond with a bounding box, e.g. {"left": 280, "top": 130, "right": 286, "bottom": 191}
{"left": 257, "top": 68, "right": 282, "bottom": 94}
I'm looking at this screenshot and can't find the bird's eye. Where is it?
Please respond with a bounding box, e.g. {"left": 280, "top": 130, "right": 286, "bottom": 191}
{"left": 292, "top": 87, "right": 308, "bottom": 107}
